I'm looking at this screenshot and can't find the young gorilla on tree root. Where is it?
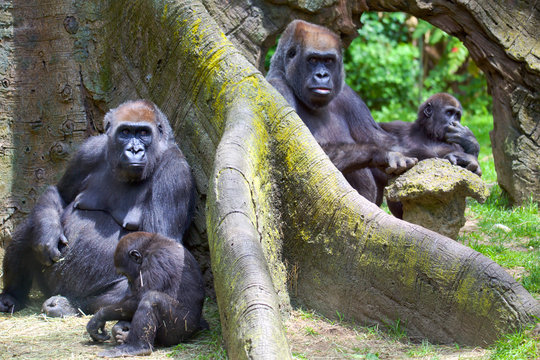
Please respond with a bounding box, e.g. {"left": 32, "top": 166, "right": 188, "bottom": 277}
{"left": 380, "top": 93, "right": 481, "bottom": 217}
{"left": 266, "top": 20, "right": 418, "bottom": 205}
{"left": 0, "top": 100, "right": 195, "bottom": 317}
{"left": 87, "top": 232, "right": 207, "bottom": 357}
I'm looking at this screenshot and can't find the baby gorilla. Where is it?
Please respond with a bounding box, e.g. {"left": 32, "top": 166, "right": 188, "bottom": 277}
{"left": 87, "top": 232, "right": 206, "bottom": 357}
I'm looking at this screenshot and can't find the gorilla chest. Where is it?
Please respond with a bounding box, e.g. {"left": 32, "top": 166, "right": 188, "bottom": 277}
{"left": 74, "top": 174, "right": 150, "bottom": 231}
{"left": 303, "top": 113, "right": 355, "bottom": 145}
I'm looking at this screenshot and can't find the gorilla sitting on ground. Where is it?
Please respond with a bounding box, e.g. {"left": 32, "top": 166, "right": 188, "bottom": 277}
{"left": 87, "top": 232, "right": 207, "bottom": 357}
{"left": 0, "top": 100, "right": 195, "bottom": 317}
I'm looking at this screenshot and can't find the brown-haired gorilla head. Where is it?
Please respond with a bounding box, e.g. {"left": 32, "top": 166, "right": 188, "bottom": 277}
{"left": 270, "top": 20, "right": 345, "bottom": 109}
{"left": 104, "top": 100, "right": 175, "bottom": 182}
{"left": 417, "top": 93, "right": 463, "bottom": 141}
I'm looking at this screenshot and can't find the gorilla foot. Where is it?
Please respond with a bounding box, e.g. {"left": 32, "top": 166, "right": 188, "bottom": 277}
{"left": 111, "top": 320, "right": 131, "bottom": 344}
{"left": 42, "top": 295, "right": 78, "bottom": 317}
{"left": 98, "top": 344, "right": 152, "bottom": 358}
{"left": 0, "top": 293, "right": 19, "bottom": 313}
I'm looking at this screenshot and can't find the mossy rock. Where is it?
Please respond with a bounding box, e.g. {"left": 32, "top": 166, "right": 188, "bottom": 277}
{"left": 386, "top": 158, "right": 489, "bottom": 239}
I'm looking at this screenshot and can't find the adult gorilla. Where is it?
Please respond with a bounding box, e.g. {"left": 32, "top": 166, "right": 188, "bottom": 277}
{"left": 0, "top": 100, "right": 195, "bottom": 316}
{"left": 266, "top": 20, "right": 417, "bottom": 205}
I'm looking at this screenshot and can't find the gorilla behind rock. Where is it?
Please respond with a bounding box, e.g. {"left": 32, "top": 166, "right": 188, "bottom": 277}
{"left": 380, "top": 93, "right": 481, "bottom": 175}
{"left": 0, "top": 100, "right": 195, "bottom": 316}
{"left": 266, "top": 20, "right": 417, "bottom": 205}
{"left": 87, "top": 232, "right": 207, "bottom": 357}
{"left": 380, "top": 93, "right": 481, "bottom": 218}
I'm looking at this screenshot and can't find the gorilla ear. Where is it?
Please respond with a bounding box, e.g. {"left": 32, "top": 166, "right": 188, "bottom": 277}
{"left": 286, "top": 47, "right": 297, "bottom": 59}
{"left": 285, "top": 46, "right": 296, "bottom": 62}
{"left": 157, "top": 123, "right": 163, "bottom": 134}
{"left": 128, "top": 249, "right": 143, "bottom": 264}
{"left": 423, "top": 103, "right": 433, "bottom": 118}
{"left": 105, "top": 122, "right": 111, "bottom": 133}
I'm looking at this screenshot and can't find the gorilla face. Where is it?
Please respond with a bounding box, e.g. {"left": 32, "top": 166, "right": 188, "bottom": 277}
{"left": 114, "top": 233, "right": 144, "bottom": 284}
{"left": 286, "top": 46, "right": 343, "bottom": 110}
{"left": 105, "top": 102, "right": 163, "bottom": 182}
{"left": 419, "top": 93, "right": 463, "bottom": 141}
{"left": 112, "top": 122, "right": 155, "bottom": 181}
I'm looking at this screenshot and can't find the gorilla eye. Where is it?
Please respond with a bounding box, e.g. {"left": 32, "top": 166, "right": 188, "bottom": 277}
{"left": 129, "top": 249, "right": 142, "bottom": 264}
{"left": 122, "top": 129, "right": 130, "bottom": 135}
{"left": 308, "top": 57, "right": 317, "bottom": 65}
{"left": 324, "top": 58, "right": 334, "bottom": 65}
{"left": 445, "top": 110, "right": 454, "bottom": 116}
{"left": 140, "top": 130, "right": 148, "bottom": 136}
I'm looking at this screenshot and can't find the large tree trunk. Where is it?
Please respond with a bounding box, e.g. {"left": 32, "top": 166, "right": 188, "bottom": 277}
{"left": 0, "top": 0, "right": 538, "bottom": 359}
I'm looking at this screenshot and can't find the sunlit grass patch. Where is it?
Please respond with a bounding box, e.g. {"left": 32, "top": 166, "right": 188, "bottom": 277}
{"left": 461, "top": 185, "right": 540, "bottom": 296}
{"left": 489, "top": 324, "right": 540, "bottom": 360}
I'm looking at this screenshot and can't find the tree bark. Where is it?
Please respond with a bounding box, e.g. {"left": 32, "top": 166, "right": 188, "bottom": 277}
{"left": 0, "top": 0, "right": 538, "bottom": 359}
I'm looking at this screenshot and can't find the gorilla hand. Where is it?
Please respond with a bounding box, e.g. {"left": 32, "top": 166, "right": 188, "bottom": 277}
{"left": 87, "top": 313, "right": 111, "bottom": 342}
{"left": 385, "top": 152, "right": 418, "bottom": 175}
{"left": 34, "top": 227, "right": 68, "bottom": 266}
{"left": 444, "top": 152, "right": 482, "bottom": 177}
{"left": 445, "top": 121, "right": 480, "bottom": 156}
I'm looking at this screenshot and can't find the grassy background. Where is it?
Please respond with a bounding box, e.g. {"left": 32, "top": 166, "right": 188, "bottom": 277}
{"left": 443, "top": 113, "right": 539, "bottom": 359}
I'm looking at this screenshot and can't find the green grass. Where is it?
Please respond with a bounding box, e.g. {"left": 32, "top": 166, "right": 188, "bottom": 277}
{"left": 464, "top": 113, "right": 497, "bottom": 183}
{"left": 489, "top": 324, "right": 540, "bottom": 360}
{"left": 406, "top": 340, "right": 437, "bottom": 358}
{"left": 456, "top": 113, "right": 539, "bottom": 359}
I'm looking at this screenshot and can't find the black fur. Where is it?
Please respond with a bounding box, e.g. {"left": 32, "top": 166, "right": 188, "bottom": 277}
{"left": 0, "top": 100, "right": 195, "bottom": 315}
{"left": 266, "top": 20, "right": 417, "bottom": 205}
{"left": 87, "top": 232, "right": 206, "bottom": 357}
{"left": 380, "top": 93, "right": 481, "bottom": 217}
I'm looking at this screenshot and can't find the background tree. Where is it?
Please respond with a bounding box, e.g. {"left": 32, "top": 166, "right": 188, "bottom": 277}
{"left": 0, "top": 0, "right": 538, "bottom": 359}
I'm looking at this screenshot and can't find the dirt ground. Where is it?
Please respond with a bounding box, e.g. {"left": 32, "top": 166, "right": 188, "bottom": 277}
{"left": 0, "top": 304, "right": 492, "bottom": 360}
{"left": 0, "top": 303, "right": 491, "bottom": 360}
{"left": 0, "top": 296, "right": 222, "bottom": 360}
{"left": 285, "top": 309, "right": 491, "bottom": 360}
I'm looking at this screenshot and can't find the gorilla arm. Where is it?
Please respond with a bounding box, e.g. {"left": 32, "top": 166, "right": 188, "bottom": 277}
{"left": 30, "top": 186, "right": 68, "bottom": 266}
{"left": 87, "top": 296, "right": 139, "bottom": 342}
{"left": 445, "top": 121, "right": 480, "bottom": 157}
{"left": 0, "top": 136, "right": 107, "bottom": 312}
{"left": 142, "top": 147, "right": 196, "bottom": 244}
{"left": 32, "top": 136, "right": 108, "bottom": 264}
{"left": 57, "top": 136, "right": 107, "bottom": 202}
{"left": 322, "top": 143, "right": 417, "bottom": 175}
